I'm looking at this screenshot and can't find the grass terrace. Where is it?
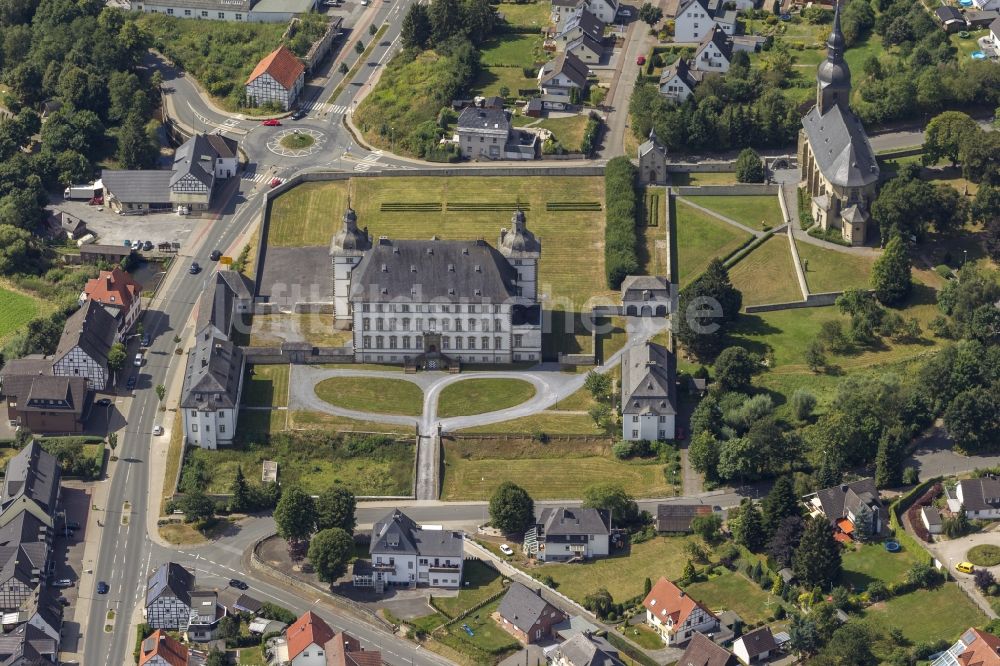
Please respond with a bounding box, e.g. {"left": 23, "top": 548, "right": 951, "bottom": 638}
{"left": 495, "top": 1, "right": 551, "bottom": 28}
{"left": 287, "top": 410, "right": 412, "bottom": 434}
{"left": 669, "top": 172, "right": 738, "bottom": 186}
{"left": 0, "top": 284, "right": 40, "bottom": 347}
{"left": 458, "top": 410, "right": 605, "bottom": 436}
{"left": 685, "top": 570, "right": 780, "bottom": 625}
{"left": 795, "top": 241, "right": 876, "bottom": 293}
{"left": 840, "top": 543, "right": 922, "bottom": 591}
{"left": 684, "top": 195, "right": 785, "bottom": 231}
{"left": 249, "top": 313, "right": 354, "bottom": 348}
{"left": 241, "top": 365, "right": 290, "bottom": 408}
{"left": 314, "top": 377, "right": 424, "bottom": 417}
{"left": 437, "top": 379, "right": 537, "bottom": 418}
{"left": 728, "top": 236, "right": 803, "bottom": 306}
{"left": 479, "top": 33, "right": 545, "bottom": 68}
{"left": 864, "top": 584, "right": 987, "bottom": 644}
{"left": 675, "top": 199, "right": 753, "bottom": 286}
{"left": 431, "top": 560, "right": 508, "bottom": 619}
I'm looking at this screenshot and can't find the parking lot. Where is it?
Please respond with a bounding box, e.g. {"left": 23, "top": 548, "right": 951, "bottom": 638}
{"left": 51, "top": 199, "right": 200, "bottom": 248}
{"left": 51, "top": 484, "right": 93, "bottom": 654}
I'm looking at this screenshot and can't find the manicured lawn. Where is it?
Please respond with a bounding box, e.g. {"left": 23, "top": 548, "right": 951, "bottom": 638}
{"left": 675, "top": 199, "right": 753, "bottom": 287}
{"left": 531, "top": 537, "right": 694, "bottom": 604}
{"left": 728, "top": 236, "right": 803, "bottom": 306}
{"left": 840, "top": 543, "right": 922, "bottom": 591}
{"left": 670, "top": 172, "right": 737, "bottom": 185}
{"left": 949, "top": 29, "right": 987, "bottom": 59}
{"left": 441, "top": 437, "right": 676, "bottom": 500}
{"left": 684, "top": 195, "right": 785, "bottom": 231}
{"left": 496, "top": 1, "right": 551, "bottom": 28}
{"left": 161, "top": 413, "right": 184, "bottom": 513}
{"left": 437, "top": 378, "right": 537, "bottom": 418}
{"left": 472, "top": 66, "right": 538, "bottom": 98}
{"left": 235, "top": 409, "right": 288, "bottom": 444}
{"left": 479, "top": 33, "right": 545, "bottom": 67}
{"left": 458, "top": 410, "right": 605, "bottom": 436}
{"left": 434, "top": 599, "right": 519, "bottom": 662}
{"left": 267, "top": 177, "right": 614, "bottom": 309}
{"left": 241, "top": 365, "right": 290, "bottom": 408}
{"left": 315, "top": 377, "right": 424, "bottom": 416}
{"left": 552, "top": 385, "right": 598, "bottom": 411}
{"left": 685, "top": 571, "right": 779, "bottom": 625}
{"left": 532, "top": 114, "right": 590, "bottom": 152}
{"left": 795, "top": 241, "right": 876, "bottom": 294}
{"left": 287, "top": 410, "right": 411, "bottom": 434}
{"left": 864, "top": 584, "right": 988, "bottom": 644}
{"left": 843, "top": 34, "right": 883, "bottom": 77}
{"left": 249, "top": 313, "right": 353, "bottom": 348}
{"left": 968, "top": 544, "right": 1000, "bottom": 567}
{"left": 432, "top": 560, "right": 507, "bottom": 619}
{"left": 596, "top": 317, "right": 628, "bottom": 364}
{"left": 0, "top": 284, "right": 40, "bottom": 346}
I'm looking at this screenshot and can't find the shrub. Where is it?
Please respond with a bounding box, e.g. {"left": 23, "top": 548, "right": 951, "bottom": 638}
{"left": 612, "top": 440, "right": 634, "bottom": 459}
{"left": 604, "top": 157, "right": 640, "bottom": 288}
{"left": 867, "top": 580, "right": 888, "bottom": 601}
{"left": 974, "top": 568, "right": 995, "bottom": 591}
{"left": 735, "top": 148, "right": 765, "bottom": 183}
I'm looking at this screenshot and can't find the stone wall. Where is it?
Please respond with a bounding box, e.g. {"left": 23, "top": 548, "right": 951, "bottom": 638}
{"left": 743, "top": 291, "right": 843, "bottom": 313}
{"left": 673, "top": 184, "right": 780, "bottom": 196}
{"left": 241, "top": 345, "right": 354, "bottom": 364}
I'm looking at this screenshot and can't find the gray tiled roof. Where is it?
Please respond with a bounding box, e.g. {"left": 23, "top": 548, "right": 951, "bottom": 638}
{"left": 567, "top": 33, "right": 604, "bottom": 58}
{"left": 555, "top": 633, "right": 623, "bottom": 666}
{"left": 935, "top": 6, "right": 964, "bottom": 22}
{"left": 659, "top": 57, "right": 700, "bottom": 91}
{"left": 539, "top": 52, "right": 589, "bottom": 89}
{"left": 369, "top": 509, "right": 463, "bottom": 558}
{"left": 349, "top": 238, "right": 520, "bottom": 303}
{"left": 696, "top": 26, "right": 733, "bottom": 62}
{"left": 655, "top": 504, "right": 713, "bottom": 533}
{"left": 958, "top": 477, "right": 1000, "bottom": 511}
{"left": 180, "top": 334, "right": 244, "bottom": 411}
{"left": 20, "top": 375, "right": 87, "bottom": 416}
{"left": 561, "top": 8, "right": 604, "bottom": 40}
{"left": 0, "top": 512, "right": 49, "bottom": 591}
{"left": 0, "top": 622, "right": 58, "bottom": 664}
{"left": 498, "top": 210, "right": 542, "bottom": 258}
{"left": 217, "top": 270, "right": 253, "bottom": 301}
{"left": 54, "top": 299, "right": 118, "bottom": 368}
{"left": 538, "top": 507, "right": 610, "bottom": 536}
{"left": 814, "top": 478, "right": 882, "bottom": 523}
{"left": 737, "top": 627, "right": 777, "bottom": 658}
{"left": 206, "top": 133, "right": 238, "bottom": 159}
{"left": 801, "top": 103, "right": 879, "bottom": 188}
{"left": 146, "top": 562, "right": 194, "bottom": 607}
{"left": 0, "top": 358, "right": 53, "bottom": 402}
{"left": 1, "top": 442, "right": 61, "bottom": 519}
{"left": 457, "top": 106, "right": 510, "bottom": 132}
{"left": 621, "top": 275, "right": 669, "bottom": 301}
{"left": 621, "top": 341, "right": 676, "bottom": 417}
{"left": 497, "top": 582, "right": 562, "bottom": 634}
{"left": 100, "top": 169, "right": 173, "bottom": 204}
{"left": 171, "top": 134, "right": 217, "bottom": 190}
{"left": 196, "top": 273, "right": 237, "bottom": 338}
{"left": 677, "top": 632, "right": 737, "bottom": 666}
{"left": 921, "top": 506, "right": 942, "bottom": 526}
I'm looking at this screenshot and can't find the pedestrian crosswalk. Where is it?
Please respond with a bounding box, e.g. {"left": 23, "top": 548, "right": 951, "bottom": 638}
{"left": 242, "top": 169, "right": 269, "bottom": 183}
{"left": 298, "top": 100, "right": 348, "bottom": 116}
{"left": 353, "top": 150, "right": 384, "bottom": 172}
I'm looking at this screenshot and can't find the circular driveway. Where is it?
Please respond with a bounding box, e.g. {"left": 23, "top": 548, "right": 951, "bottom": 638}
{"left": 267, "top": 128, "right": 328, "bottom": 157}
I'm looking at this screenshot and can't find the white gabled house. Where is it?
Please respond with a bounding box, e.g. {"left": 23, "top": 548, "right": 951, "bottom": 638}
{"left": 180, "top": 333, "right": 244, "bottom": 450}
{"left": 522, "top": 507, "right": 610, "bottom": 562}
{"left": 353, "top": 509, "right": 464, "bottom": 592}
{"left": 566, "top": 33, "right": 604, "bottom": 63}
{"left": 245, "top": 45, "right": 305, "bottom": 111}
{"left": 673, "top": 0, "right": 735, "bottom": 42}
{"left": 621, "top": 340, "right": 677, "bottom": 442}
{"left": 584, "top": 0, "right": 618, "bottom": 24}
{"left": 658, "top": 58, "right": 701, "bottom": 102}
{"left": 643, "top": 577, "right": 719, "bottom": 646}
{"left": 955, "top": 477, "right": 1000, "bottom": 520}
{"left": 557, "top": 9, "right": 605, "bottom": 47}
{"left": 691, "top": 26, "right": 734, "bottom": 73}
{"left": 538, "top": 52, "right": 590, "bottom": 99}
{"left": 145, "top": 563, "right": 195, "bottom": 631}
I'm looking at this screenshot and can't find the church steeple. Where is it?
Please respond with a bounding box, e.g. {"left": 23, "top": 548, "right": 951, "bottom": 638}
{"left": 815, "top": 0, "right": 851, "bottom": 115}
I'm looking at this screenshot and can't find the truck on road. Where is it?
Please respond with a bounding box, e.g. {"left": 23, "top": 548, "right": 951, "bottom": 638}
{"left": 63, "top": 181, "right": 102, "bottom": 200}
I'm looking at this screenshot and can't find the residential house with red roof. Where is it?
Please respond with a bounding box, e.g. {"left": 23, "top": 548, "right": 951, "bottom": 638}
{"left": 83, "top": 267, "right": 142, "bottom": 340}
{"left": 642, "top": 577, "right": 718, "bottom": 646}
{"left": 245, "top": 45, "right": 305, "bottom": 111}
{"left": 931, "top": 627, "right": 1000, "bottom": 666}
{"left": 138, "top": 630, "right": 205, "bottom": 666}
{"left": 279, "top": 611, "right": 382, "bottom": 666}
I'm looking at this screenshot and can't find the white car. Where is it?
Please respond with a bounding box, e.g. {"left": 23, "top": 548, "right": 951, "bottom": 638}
{"left": 134, "top": 353, "right": 142, "bottom": 366}
{"left": 152, "top": 425, "right": 164, "bottom": 436}
{"left": 499, "top": 544, "right": 514, "bottom": 556}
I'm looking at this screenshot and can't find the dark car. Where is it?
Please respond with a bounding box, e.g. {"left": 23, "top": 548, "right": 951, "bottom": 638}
{"left": 58, "top": 596, "right": 70, "bottom": 606}
{"left": 229, "top": 579, "right": 249, "bottom": 590}
{"left": 189, "top": 262, "right": 201, "bottom": 275}
{"left": 290, "top": 109, "right": 306, "bottom": 120}
{"left": 126, "top": 375, "right": 136, "bottom": 390}
{"left": 97, "top": 581, "right": 109, "bottom": 594}
{"left": 66, "top": 521, "right": 81, "bottom": 530}
{"left": 96, "top": 398, "right": 111, "bottom": 407}
{"left": 210, "top": 250, "right": 222, "bottom": 261}
{"left": 141, "top": 334, "right": 152, "bottom": 347}
{"left": 143, "top": 240, "right": 154, "bottom": 251}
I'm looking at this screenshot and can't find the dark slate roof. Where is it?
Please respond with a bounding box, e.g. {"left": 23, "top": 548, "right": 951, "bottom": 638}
{"left": 1, "top": 442, "right": 61, "bottom": 519}
{"left": 567, "top": 33, "right": 604, "bottom": 57}
{"left": 497, "top": 582, "right": 563, "bottom": 634}
{"left": 20, "top": 375, "right": 87, "bottom": 416}
{"left": 958, "top": 477, "right": 1000, "bottom": 511}
{"left": 457, "top": 106, "right": 511, "bottom": 132}
{"left": 621, "top": 341, "right": 676, "bottom": 417}
{"left": 935, "top": 6, "right": 964, "bottom": 22}
{"left": 498, "top": 645, "right": 547, "bottom": 666}
{"left": 60, "top": 212, "right": 86, "bottom": 235}
{"left": 991, "top": 15, "right": 1000, "bottom": 33}
{"left": 921, "top": 506, "right": 942, "bottom": 526}
{"left": 621, "top": 275, "right": 669, "bottom": 301}
{"left": 539, "top": 53, "right": 589, "bottom": 89}
{"left": 0, "top": 512, "right": 49, "bottom": 590}
{"left": 498, "top": 210, "right": 542, "bottom": 258}
{"left": 330, "top": 207, "right": 373, "bottom": 255}
{"left": 348, "top": 238, "right": 520, "bottom": 304}
{"left": 217, "top": 270, "right": 253, "bottom": 301}
{"left": 554, "top": 633, "right": 623, "bottom": 666}
{"left": 101, "top": 169, "right": 173, "bottom": 204}
{"left": 659, "top": 57, "right": 700, "bottom": 91}
{"left": 562, "top": 8, "right": 604, "bottom": 41}
{"left": 369, "top": 509, "right": 464, "bottom": 558}
{"left": 196, "top": 273, "right": 237, "bottom": 337}
{"left": 966, "top": 10, "right": 999, "bottom": 26}
{"left": 814, "top": 478, "right": 882, "bottom": 523}
{"left": 696, "top": 26, "right": 733, "bottom": 62}
{"left": 737, "top": 627, "right": 777, "bottom": 659}
{"left": 21, "top": 585, "right": 64, "bottom": 637}
{"left": 655, "top": 504, "right": 713, "bottom": 533}
{"left": 538, "top": 507, "right": 610, "bottom": 536}
{"left": 678, "top": 632, "right": 737, "bottom": 666}
{"left": 180, "top": 334, "right": 244, "bottom": 411}
{"left": 801, "top": 103, "right": 879, "bottom": 188}
{"left": 171, "top": 134, "right": 217, "bottom": 190}
{"left": 54, "top": 300, "right": 118, "bottom": 367}
{"left": 206, "top": 133, "right": 238, "bottom": 159}
{"left": 0, "top": 358, "right": 53, "bottom": 401}
{"left": 234, "top": 594, "right": 263, "bottom": 614}
{"left": 0, "top": 622, "right": 57, "bottom": 664}
{"left": 146, "top": 562, "right": 194, "bottom": 607}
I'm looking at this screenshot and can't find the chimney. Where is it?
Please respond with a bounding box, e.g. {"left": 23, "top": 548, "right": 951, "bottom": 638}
{"left": 106, "top": 275, "right": 112, "bottom": 288}
{"left": 679, "top": 590, "right": 685, "bottom": 598}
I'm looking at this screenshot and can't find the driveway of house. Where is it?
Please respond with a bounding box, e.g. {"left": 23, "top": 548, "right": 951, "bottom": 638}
{"left": 925, "top": 526, "right": 1000, "bottom": 619}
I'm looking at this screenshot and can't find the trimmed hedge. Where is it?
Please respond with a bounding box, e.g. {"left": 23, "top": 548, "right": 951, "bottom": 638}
{"left": 547, "top": 202, "right": 602, "bottom": 211}
{"left": 446, "top": 202, "right": 531, "bottom": 211}
{"left": 604, "top": 157, "right": 640, "bottom": 289}
{"left": 722, "top": 231, "right": 772, "bottom": 268}
{"left": 379, "top": 203, "right": 443, "bottom": 212}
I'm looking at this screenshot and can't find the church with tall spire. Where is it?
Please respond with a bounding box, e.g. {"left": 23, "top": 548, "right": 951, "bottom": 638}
{"left": 797, "top": 1, "right": 879, "bottom": 246}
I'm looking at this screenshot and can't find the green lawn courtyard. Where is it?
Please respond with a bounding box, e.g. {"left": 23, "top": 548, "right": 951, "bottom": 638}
{"left": 840, "top": 543, "right": 922, "bottom": 591}
{"left": 684, "top": 195, "right": 785, "bottom": 231}
{"left": 314, "top": 377, "right": 424, "bottom": 416}
{"left": 241, "top": 365, "right": 290, "bottom": 408}
{"left": 432, "top": 560, "right": 508, "bottom": 619}
{"left": 675, "top": 199, "right": 753, "bottom": 286}
{"left": 685, "top": 570, "right": 782, "bottom": 626}
{"left": 795, "top": 241, "right": 876, "bottom": 293}
{"left": 437, "top": 379, "right": 537, "bottom": 418}
{"left": 728, "top": 236, "right": 803, "bottom": 306}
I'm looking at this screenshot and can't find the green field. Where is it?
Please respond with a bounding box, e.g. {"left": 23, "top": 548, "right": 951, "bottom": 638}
{"left": 315, "top": 377, "right": 424, "bottom": 416}
{"left": 525, "top": 114, "right": 591, "bottom": 153}
{"left": 0, "top": 285, "right": 39, "bottom": 346}
{"left": 795, "top": 241, "right": 876, "bottom": 293}
{"left": 728, "top": 236, "right": 803, "bottom": 306}
{"left": 864, "top": 584, "right": 987, "bottom": 644}
{"left": 495, "top": 1, "right": 551, "bottom": 28}
{"left": 675, "top": 200, "right": 753, "bottom": 286}
{"left": 437, "top": 378, "right": 537, "bottom": 418}
{"left": 479, "top": 33, "right": 545, "bottom": 68}
{"left": 685, "top": 571, "right": 781, "bottom": 625}
{"left": 441, "top": 437, "right": 676, "bottom": 500}
{"left": 458, "top": 410, "right": 605, "bottom": 435}
{"left": 840, "top": 543, "right": 923, "bottom": 591}
{"left": 968, "top": 544, "right": 1000, "bottom": 567}
{"left": 267, "top": 176, "right": 615, "bottom": 309}
{"left": 472, "top": 66, "right": 538, "bottom": 98}
{"left": 433, "top": 599, "right": 519, "bottom": 661}
{"left": 532, "top": 536, "right": 694, "bottom": 605}
{"left": 684, "top": 195, "right": 785, "bottom": 231}
{"left": 432, "top": 560, "right": 507, "bottom": 619}
{"left": 287, "top": 409, "right": 412, "bottom": 434}
{"left": 241, "top": 365, "right": 290, "bottom": 408}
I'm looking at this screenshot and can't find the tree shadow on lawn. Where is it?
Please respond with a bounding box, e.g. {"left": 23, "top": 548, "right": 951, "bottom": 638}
{"left": 728, "top": 314, "right": 782, "bottom": 357}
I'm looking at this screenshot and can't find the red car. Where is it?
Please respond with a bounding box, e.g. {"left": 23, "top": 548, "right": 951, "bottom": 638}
{"left": 269, "top": 178, "right": 283, "bottom": 188}
{"left": 636, "top": 55, "right": 646, "bottom": 66}
{"left": 262, "top": 119, "right": 281, "bottom": 127}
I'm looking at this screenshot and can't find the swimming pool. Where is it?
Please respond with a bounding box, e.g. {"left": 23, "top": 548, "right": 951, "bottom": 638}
{"left": 971, "top": 50, "right": 987, "bottom": 59}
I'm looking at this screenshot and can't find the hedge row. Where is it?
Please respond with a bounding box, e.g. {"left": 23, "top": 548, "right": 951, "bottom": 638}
{"left": 723, "top": 230, "right": 773, "bottom": 268}
{"left": 379, "top": 203, "right": 443, "bottom": 212}
{"left": 580, "top": 113, "right": 602, "bottom": 158}
{"left": 604, "top": 157, "right": 640, "bottom": 289}
{"left": 446, "top": 203, "right": 531, "bottom": 211}
{"left": 547, "top": 202, "right": 602, "bottom": 211}
{"left": 646, "top": 192, "right": 660, "bottom": 228}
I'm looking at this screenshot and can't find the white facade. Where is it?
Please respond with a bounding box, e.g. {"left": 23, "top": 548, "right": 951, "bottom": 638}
{"left": 974, "top": 0, "right": 1000, "bottom": 10}
{"left": 623, "top": 413, "right": 676, "bottom": 442}
{"left": 658, "top": 73, "right": 694, "bottom": 101}
{"left": 135, "top": 2, "right": 250, "bottom": 19}
{"left": 692, "top": 39, "right": 730, "bottom": 73}
{"left": 52, "top": 347, "right": 107, "bottom": 391}
{"left": 992, "top": 23, "right": 1000, "bottom": 49}
{"left": 146, "top": 596, "right": 191, "bottom": 631}
{"left": 246, "top": 71, "right": 303, "bottom": 111}
{"left": 552, "top": 0, "right": 583, "bottom": 30}
{"left": 291, "top": 642, "right": 327, "bottom": 666}
{"left": 538, "top": 533, "right": 609, "bottom": 561}
{"left": 370, "top": 551, "right": 464, "bottom": 588}
{"left": 567, "top": 37, "right": 602, "bottom": 63}
{"left": 674, "top": 0, "right": 732, "bottom": 42}
{"left": 584, "top": 0, "right": 618, "bottom": 23}
{"left": 185, "top": 400, "right": 240, "bottom": 450}
{"left": 956, "top": 480, "right": 1000, "bottom": 519}
{"left": 646, "top": 606, "right": 717, "bottom": 646}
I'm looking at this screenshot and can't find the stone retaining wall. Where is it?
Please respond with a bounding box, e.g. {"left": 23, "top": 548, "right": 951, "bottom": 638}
{"left": 241, "top": 345, "right": 354, "bottom": 364}
{"left": 743, "top": 291, "right": 843, "bottom": 313}
{"left": 673, "top": 184, "right": 780, "bottom": 196}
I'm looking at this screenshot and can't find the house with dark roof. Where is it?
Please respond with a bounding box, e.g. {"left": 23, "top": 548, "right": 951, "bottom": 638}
{"left": 523, "top": 507, "right": 610, "bottom": 562}
{"left": 496, "top": 582, "right": 568, "bottom": 644}
{"left": 733, "top": 626, "right": 778, "bottom": 664}
{"left": 566, "top": 33, "right": 604, "bottom": 64}
{"left": 674, "top": 0, "right": 735, "bottom": 42}
{"left": 643, "top": 577, "right": 718, "bottom": 646}
{"left": 455, "top": 105, "right": 539, "bottom": 160}
{"left": 334, "top": 208, "right": 543, "bottom": 365}
{"left": 621, "top": 275, "right": 670, "bottom": 316}
{"left": 0, "top": 442, "right": 61, "bottom": 529}
{"left": 82, "top": 266, "right": 142, "bottom": 340}
{"left": 0, "top": 619, "right": 59, "bottom": 664}
{"left": 965, "top": 10, "right": 1000, "bottom": 28}
{"left": 245, "top": 45, "right": 305, "bottom": 111}
{"left": 934, "top": 5, "right": 967, "bottom": 31}
{"left": 51, "top": 300, "right": 117, "bottom": 391}
{"left": 797, "top": 4, "right": 879, "bottom": 246}
{"left": 656, "top": 504, "right": 714, "bottom": 534}
{"left": 551, "top": 632, "right": 624, "bottom": 665}
{"left": 354, "top": 509, "right": 464, "bottom": 591}
{"left": 79, "top": 244, "right": 133, "bottom": 265}
{"left": 621, "top": 341, "right": 676, "bottom": 442}
{"left": 955, "top": 477, "right": 1000, "bottom": 520}
{"left": 195, "top": 270, "right": 253, "bottom": 341}
{"left": 677, "top": 632, "right": 738, "bottom": 666}
{"left": 0, "top": 512, "right": 50, "bottom": 612}
{"left": 638, "top": 129, "right": 668, "bottom": 185}
{"left": 180, "top": 333, "right": 244, "bottom": 450}
{"left": 931, "top": 627, "right": 1000, "bottom": 666}
{"left": 275, "top": 611, "right": 382, "bottom": 666}
{"left": 145, "top": 563, "right": 195, "bottom": 630}
{"left": 805, "top": 478, "right": 883, "bottom": 541}
{"left": 691, "top": 26, "right": 734, "bottom": 73}
{"left": 186, "top": 590, "right": 227, "bottom": 642}
{"left": 538, "top": 52, "right": 590, "bottom": 100}
{"left": 0, "top": 356, "right": 88, "bottom": 435}
{"left": 58, "top": 211, "right": 87, "bottom": 240}
{"left": 659, "top": 57, "right": 703, "bottom": 102}
{"left": 922, "top": 506, "right": 944, "bottom": 534}
{"left": 557, "top": 9, "right": 605, "bottom": 46}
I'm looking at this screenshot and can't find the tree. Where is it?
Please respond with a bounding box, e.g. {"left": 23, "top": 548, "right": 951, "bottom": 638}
{"left": 180, "top": 491, "right": 215, "bottom": 525}
{"left": 355, "top": 40, "right": 365, "bottom": 54}
{"left": 691, "top": 513, "right": 722, "bottom": 542}
{"left": 338, "top": 62, "right": 349, "bottom": 75}
{"left": 107, "top": 432, "right": 118, "bottom": 455}
{"left": 117, "top": 111, "right": 154, "bottom": 169}
{"left": 768, "top": 515, "right": 804, "bottom": 567}
{"left": 731, "top": 499, "right": 765, "bottom": 551}
{"left": 107, "top": 342, "right": 126, "bottom": 373}
{"left": 274, "top": 486, "right": 316, "bottom": 545}
{"left": 462, "top": 0, "right": 497, "bottom": 44}
{"left": 735, "top": 148, "right": 765, "bottom": 183}
{"left": 584, "top": 371, "right": 612, "bottom": 402}
{"left": 831, "top": 623, "right": 877, "bottom": 666}
{"left": 589, "top": 404, "right": 614, "bottom": 431}
{"left": 805, "top": 341, "right": 826, "bottom": 373}
{"left": 582, "top": 482, "right": 638, "bottom": 525}
{"left": 676, "top": 259, "right": 742, "bottom": 360}
{"left": 205, "top": 648, "right": 227, "bottom": 666}
{"left": 369, "top": 23, "right": 378, "bottom": 35}
{"left": 583, "top": 588, "right": 614, "bottom": 618}
{"left": 871, "top": 236, "right": 911, "bottom": 306}
{"left": 837, "top": 288, "right": 884, "bottom": 345}
{"left": 401, "top": 3, "right": 431, "bottom": 49}
{"left": 761, "top": 476, "right": 799, "bottom": 536}
{"left": 0, "top": 224, "right": 40, "bottom": 274}
{"left": 316, "top": 484, "right": 357, "bottom": 534}
{"left": 230, "top": 465, "right": 252, "bottom": 513}
{"left": 712, "top": 347, "right": 760, "bottom": 393}
{"left": 791, "top": 389, "right": 817, "bottom": 421}
{"left": 307, "top": 527, "right": 354, "bottom": 583}
{"left": 217, "top": 614, "right": 240, "bottom": 644}
{"left": 793, "top": 516, "right": 842, "bottom": 589}
{"left": 488, "top": 481, "right": 535, "bottom": 534}
{"left": 638, "top": 2, "right": 663, "bottom": 25}
{"left": 906, "top": 562, "right": 941, "bottom": 588}
{"left": 944, "top": 387, "right": 1000, "bottom": 453}
{"left": 682, "top": 559, "right": 696, "bottom": 582}
{"left": 430, "top": 0, "right": 461, "bottom": 45}
{"left": 923, "top": 111, "right": 979, "bottom": 166}
{"left": 155, "top": 384, "right": 165, "bottom": 401}
{"left": 789, "top": 613, "right": 822, "bottom": 656}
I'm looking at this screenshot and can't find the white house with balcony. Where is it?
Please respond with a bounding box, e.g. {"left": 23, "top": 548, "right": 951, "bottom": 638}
{"left": 353, "top": 509, "right": 464, "bottom": 592}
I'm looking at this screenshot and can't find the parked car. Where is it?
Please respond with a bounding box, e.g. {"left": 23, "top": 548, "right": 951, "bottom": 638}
{"left": 499, "top": 544, "right": 514, "bottom": 556}
{"left": 134, "top": 353, "right": 142, "bottom": 367}
{"left": 956, "top": 561, "right": 975, "bottom": 574}
{"left": 126, "top": 375, "right": 136, "bottom": 390}
{"left": 97, "top": 581, "right": 109, "bottom": 594}
{"left": 131, "top": 240, "right": 143, "bottom": 250}
{"left": 52, "top": 579, "right": 73, "bottom": 588}
{"left": 141, "top": 334, "right": 152, "bottom": 347}
{"left": 96, "top": 398, "right": 111, "bottom": 407}
{"left": 262, "top": 119, "right": 281, "bottom": 127}
{"left": 636, "top": 55, "right": 646, "bottom": 66}
{"left": 152, "top": 425, "right": 163, "bottom": 436}
{"left": 290, "top": 109, "right": 307, "bottom": 120}
{"left": 210, "top": 250, "right": 222, "bottom": 261}
{"left": 123, "top": 239, "right": 132, "bottom": 247}
{"left": 142, "top": 240, "right": 154, "bottom": 252}
{"left": 189, "top": 262, "right": 201, "bottom": 275}
{"left": 229, "top": 579, "right": 249, "bottom": 590}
